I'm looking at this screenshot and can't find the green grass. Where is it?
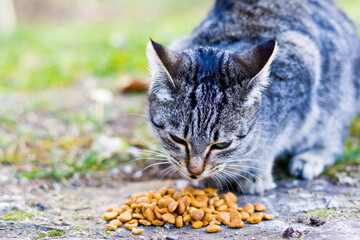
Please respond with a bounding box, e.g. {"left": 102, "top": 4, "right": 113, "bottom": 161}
{"left": 0, "top": 0, "right": 212, "bottom": 91}
{"left": 1, "top": 210, "right": 35, "bottom": 221}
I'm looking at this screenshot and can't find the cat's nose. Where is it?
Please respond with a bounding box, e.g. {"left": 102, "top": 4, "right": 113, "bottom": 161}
{"left": 187, "top": 156, "right": 204, "bottom": 176}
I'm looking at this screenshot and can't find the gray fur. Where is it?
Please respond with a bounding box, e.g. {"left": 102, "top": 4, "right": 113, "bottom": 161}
{"left": 146, "top": 0, "right": 360, "bottom": 194}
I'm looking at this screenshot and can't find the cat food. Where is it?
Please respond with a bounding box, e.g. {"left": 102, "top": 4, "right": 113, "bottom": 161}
{"left": 103, "top": 186, "right": 274, "bottom": 235}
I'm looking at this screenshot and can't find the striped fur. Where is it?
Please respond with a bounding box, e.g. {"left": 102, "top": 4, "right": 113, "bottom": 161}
{"left": 147, "top": 0, "right": 360, "bottom": 194}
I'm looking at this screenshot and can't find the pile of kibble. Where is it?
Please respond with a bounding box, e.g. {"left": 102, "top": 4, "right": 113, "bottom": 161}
{"left": 103, "top": 186, "right": 274, "bottom": 235}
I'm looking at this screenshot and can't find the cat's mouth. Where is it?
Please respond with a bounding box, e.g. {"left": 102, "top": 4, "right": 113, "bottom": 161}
{"left": 168, "top": 156, "right": 223, "bottom": 180}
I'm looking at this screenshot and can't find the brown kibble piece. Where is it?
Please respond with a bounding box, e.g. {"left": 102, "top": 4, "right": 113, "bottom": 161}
{"left": 241, "top": 211, "right": 249, "bottom": 220}
{"left": 104, "top": 211, "right": 118, "bottom": 221}
{"left": 175, "top": 216, "right": 183, "bottom": 228}
{"left": 217, "top": 205, "right": 228, "bottom": 211}
{"left": 227, "top": 202, "right": 238, "bottom": 210}
{"left": 109, "top": 219, "right": 122, "bottom": 227}
{"left": 214, "top": 199, "right": 224, "bottom": 207}
{"left": 229, "top": 219, "right": 244, "bottom": 228}
{"left": 190, "top": 209, "right": 204, "bottom": 221}
{"left": 172, "top": 191, "right": 182, "bottom": 200}
{"left": 263, "top": 213, "right": 275, "bottom": 220}
{"left": 206, "top": 224, "right": 221, "bottom": 233}
{"left": 192, "top": 189, "right": 206, "bottom": 196}
{"left": 107, "top": 204, "right": 120, "bottom": 212}
{"left": 136, "top": 196, "right": 150, "bottom": 204}
{"left": 247, "top": 213, "right": 262, "bottom": 224}
{"left": 243, "top": 203, "right": 255, "bottom": 214}
{"left": 229, "top": 210, "right": 242, "bottom": 221}
{"left": 132, "top": 213, "right": 144, "bottom": 219}
{"left": 252, "top": 212, "right": 264, "bottom": 219}
{"left": 152, "top": 220, "right": 165, "bottom": 226}
{"left": 162, "top": 213, "right": 175, "bottom": 224}
{"left": 124, "top": 199, "right": 133, "bottom": 206}
{"left": 168, "top": 201, "right": 179, "bottom": 213}
{"left": 217, "top": 212, "right": 230, "bottom": 225}
{"left": 192, "top": 220, "right": 203, "bottom": 229}
{"left": 131, "top": 228, "right": 144, "bottom": 235}
{"left": 124, "top": 222, "right": 138, "bottom": 230}
{"left": 177, "top": 200, "right": 185, "bottom": 215}
{"left": 144, "top": 208, "right": 155, "bottom": 222}
{"left": 183, "top": 214, "right": 191, "bottom": 223}
{"left": 221, "top": 192, "right": 237, "bottom": 203}
{"left": 105, "top": 224, "right": 117, "bottom": 231}
{"left": 159, "top": 208, "right": 169, "bottom": 214}
{"left": 154, "top": 207, "right": 162, "bottom": 219}
{"left": 204, "top": 213, "right": 213, "bottom": 222}
{"left": 139, "top": 219, "right": 151, "bottom": 226}
{"left": 254, "top": 203, "right": 266, "bottom": 211}
{"left": 118, "top": 211, "right": 132, "bottom": 222}
{"left": 190, "top": 200, "right": 204, "bottom": 208}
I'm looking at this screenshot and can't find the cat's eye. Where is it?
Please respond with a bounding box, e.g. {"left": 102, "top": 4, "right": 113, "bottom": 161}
{"left": 169, "top": 133, "right": 187, "bottom": 145}
{"left": 211, "top": 141, "right": 232, "bottom": 150}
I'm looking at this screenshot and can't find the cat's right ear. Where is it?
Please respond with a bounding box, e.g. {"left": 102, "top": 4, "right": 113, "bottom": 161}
{"left": 146, "top": 39, "right": 185, "bottom": 88}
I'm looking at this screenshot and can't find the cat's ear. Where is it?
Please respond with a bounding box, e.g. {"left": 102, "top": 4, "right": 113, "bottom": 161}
{"left": 232, "top": 39, "right": 277, "bottom": 90}
{"left": 146, "top": 39, "right": 186, "bottom": 87}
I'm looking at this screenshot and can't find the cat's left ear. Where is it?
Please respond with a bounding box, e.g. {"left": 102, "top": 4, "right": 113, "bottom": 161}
{"left": 146, "top": 39, "right": 186, "bottom": 87}
{"left": 232, "top": 39, "right": 278, "bottom": 91}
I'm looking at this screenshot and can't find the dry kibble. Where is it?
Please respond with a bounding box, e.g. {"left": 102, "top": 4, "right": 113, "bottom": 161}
{"left": 206, "top": 224, "right": 221, "bottom": 233}
{"left": 193, "top": 189, "right": 206, "bottom": 196}
{"left": 104, "top": 187, "right": 274, "bottom": 235}
{"left": 217, "top": 212, "right": 230, "bottom": 225}
{"left": 105, "top": 224, "right": 117, "bottom": 231}
{"left": 107, "top": 204, "right": 120, "bottom": 212}
{"left": 263, "top": 214, "right": 275, "bottom": 220}
{"left": 124, "top": 199, "right": 133, "bottom": 206}
{"left": 214, "top": 199, "right": 224, "bottom": 207}
{"left": 131, "top": 228, "right": 144, "bottom": 235}
{"left": 183, "top": 214, "right": 192, "bottom": 223}
{"left": 118, "top": 211, "right": 132, "bottom": 222}
{"left": 175, "top": 216, "right": 183, "bottom": 228}
{"left": 159, "top": 208, "right": 169, "bottom": 214}
{"left": 229, "top": 210, "right": 242, "bottom": 221}
{"left": 162, "top": 213, "right": 175, "bottom": 224}
{"left": 139, "top": 219, "right": 151, "bottom": 226}
{"left": 104, "top": 211, "right": 118, "bottom": 221}
{"left": 254, "top": 203, "right": 266, "bottom": 211}
{"left": 192, "top": 220, "right": 203, "bottom": 229}
{"left": 172, "top": 191, "right": 182, "bottom": 200}
{"left": 144, "top": 208, "right": 155, "bottom": 222}
{"left": 168, "top": 201, "right": 179, "bottom": 213}
{"left": 190, "top": 209, "right": 204, "bottom": 221}
{"left": 177, "top": 200, "right": 186, "bottom": 215}
{"left": 221, "top": 192, "right": 237, "bottom": 203}
{"left": 132, "top": 213, "right": 144, "bottom": 219}
{"left": 190, "top": 200, "right": 204, "bottom": 208}
{"left": 217, "top": 205, "right": 228, "bottom": 211}
{"left": 241, "top": 211, "right": 250, "bottom": 220}
{"left": 109, "top": 219, "right": 122, "bottom": 227}
{"left": 154, "top": 207, "right": 162, "bottom": 219}
{"left": 229, "top": 219, "right": 244, "bottom": 228}
{"left": 247, "top": 213, "right": 263, "bottom": 224}
{"left": 242, "top": 203, "right": 255, "bottom": 214}
{"left": 152, "top": 220, "right": 165, "bottom": 226}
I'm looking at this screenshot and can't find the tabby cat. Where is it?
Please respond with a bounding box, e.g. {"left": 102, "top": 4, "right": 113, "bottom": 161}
{"left": 146, "top": 0, "right": 360, "bottom": 194}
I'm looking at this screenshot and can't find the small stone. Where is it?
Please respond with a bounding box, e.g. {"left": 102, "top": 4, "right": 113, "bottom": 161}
{"left": 310, "top": 217, "right": 326, "bottom": 227}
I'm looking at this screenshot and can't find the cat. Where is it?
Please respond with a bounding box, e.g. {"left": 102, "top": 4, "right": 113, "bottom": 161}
{"left": 146, "top": 0, "right": 360, "bottom": 194}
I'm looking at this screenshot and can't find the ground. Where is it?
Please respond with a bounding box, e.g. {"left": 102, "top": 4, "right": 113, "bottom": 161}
{"left": 1, "top": 165, "right": 359, "bottom": 240}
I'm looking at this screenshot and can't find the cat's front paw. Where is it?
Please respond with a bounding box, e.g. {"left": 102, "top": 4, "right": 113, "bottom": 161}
{"left": 289, "top": 152, "right": 325, "bottom": 179}
{"left": 245, "top": 174, "right": 277, "bottom": 195}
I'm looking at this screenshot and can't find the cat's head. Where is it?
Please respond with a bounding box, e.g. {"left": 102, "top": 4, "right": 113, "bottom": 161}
{"left": 146, "top": 39, "right": 277, "bottom": 180}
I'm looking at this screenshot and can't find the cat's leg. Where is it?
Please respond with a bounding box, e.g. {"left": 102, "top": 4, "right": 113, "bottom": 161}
{"left": 289, "top": 142, "right": 344, "bottom": 179}
{"left": 243, "top": 160, "right": 276, "bottom": 195}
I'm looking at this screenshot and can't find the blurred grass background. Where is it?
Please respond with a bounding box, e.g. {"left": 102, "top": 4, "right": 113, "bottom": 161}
{"left": 0, "top": 0, "right": 359, "bottom": 183}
